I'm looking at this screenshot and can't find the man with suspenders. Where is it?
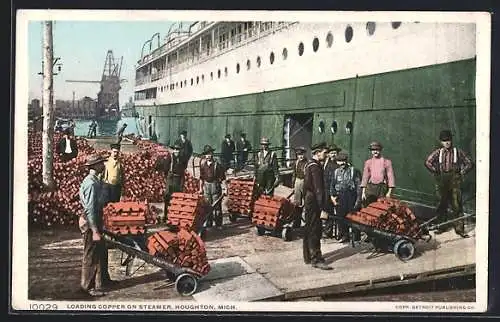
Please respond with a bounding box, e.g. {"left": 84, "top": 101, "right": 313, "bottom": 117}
{"left": 255, "top": 137, "right": 280, "bottom": 196}
{"left": 425, "top": 130, "right": 474, "bottom": 237}
{"left": 199, "top": 145, "right": 226, "bottom": 227}
{"left": 360, "top": 141, "right": 396, "bottom": 206}
{"left": 303, "top": 142, "right": 332, "bottom": 270}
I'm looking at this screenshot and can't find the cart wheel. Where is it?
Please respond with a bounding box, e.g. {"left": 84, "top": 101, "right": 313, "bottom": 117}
{"left": 175, "top": 273, "right": 198, "bottom": 296}
{"left": 256, "top": 226, "right": 265, "bottom": 236}
{"left": 229, "top": 213, "right": 238, "bottom": 223}
{"left": 393, "top": 239, "right": 415, "bottom": 262}
{"left": 292, "top": 216, "right": 302, "bottom": 229}
{"left": 281, "top": 227, "right": 292, "bottom": 241}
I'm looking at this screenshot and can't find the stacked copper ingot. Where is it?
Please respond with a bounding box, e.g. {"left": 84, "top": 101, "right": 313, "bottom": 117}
{"left": 252, "top": 195, "right": 296, "bottom": 230}
{"left": 226, "top": 178, "right": 256, "bottom": 216}
{"left": 183, "top": 171, "right": 200, "bottom": 194}
{"left": 147, "top": 229, "right": 211, "bottom": 275}
{"left": 345, "top": 197, "right": 420, "bottom": 238}
{"left": 29, "top": 190, "right": 80, "bottom": 227}
{"left": 103, "top": 201, "right": 147, "bottom": 235}
{"left": 166, "top": 193, "right": 210, "bottom": 231}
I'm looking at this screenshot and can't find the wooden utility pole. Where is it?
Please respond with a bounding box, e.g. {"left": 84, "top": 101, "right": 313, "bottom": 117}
{"left": 42, "top": 21, "right": 55, "bottom": 189}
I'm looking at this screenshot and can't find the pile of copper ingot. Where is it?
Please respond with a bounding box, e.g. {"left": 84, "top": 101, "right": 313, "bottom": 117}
{"left": 147, "top": 228, "right": 211, "bottom": 275}
{"left": 345, "top": 198, "right": 420, "bottom": 238}
{"left": 183, "top": 171, "right": 201, "bottom": 194}
{"left": 252, "top": 195, "right": 296, "bottom": 230}
{"left": 166, "top": 192, "right": 210, "bottom": 231}
{"left": 226, "top": 178, "right": 257, "bottom": 216}
{"left": 28, "top": 126, "right": 172, "bottom": 228}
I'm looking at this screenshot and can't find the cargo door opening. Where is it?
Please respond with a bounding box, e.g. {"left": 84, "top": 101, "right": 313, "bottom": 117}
{"left": 283, "top": 113, "right": 314, "bottom": 167}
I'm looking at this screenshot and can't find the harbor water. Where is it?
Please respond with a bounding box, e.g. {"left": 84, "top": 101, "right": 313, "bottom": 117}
{"left": 73, "top": 117, "right": 140, "bottom": 137}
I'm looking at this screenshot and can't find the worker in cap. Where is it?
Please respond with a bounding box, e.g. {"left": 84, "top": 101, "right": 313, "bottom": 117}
{"left": 322, "top": 143, "right": 342, "bottom": 238}
{"left": 255, "top": 137, "right": 279, "bottom": 196}
{"left": 360, "top": 141, "right": 396, "bottom": 206}
{"left": 199, "top": 144, "right": 226, "bottom": 227}
{"left": 154, "top": 142, "right": 185, "bottom": 215}
{"left": 79, "top": 154, "right": 116, "bottom": 297}
{"left": 424, "top": 130, "right": 474, "bottom": 237}
{"left": 328, "top": 151, "right": 362, "bottom": 243}
{"left": 174, "top": 130, "right": 193, "bottom": 174}
{"left": 302, "top": 142, "right": 331, "bottom": 270}
{"left": 102, "top": 143, "right": 125, "bottom": 205}
{"left": 236, "top": 132, "right": 252, "bottom": 171}
{"left": 56, "top": 127, "right": 79, "bottom": 163}
{"left": 291, "top": 146, "right": 308, "bottom": 228}
{"left": 221, "top": 133, "right": 235, "bottom": 170}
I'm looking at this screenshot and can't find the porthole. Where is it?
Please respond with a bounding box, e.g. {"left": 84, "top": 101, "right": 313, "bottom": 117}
{"left": 298, "top": 42, "right": 304, "bottom": 56}
{"left": 282, "top": 48, "right": 288, "bottom": 60}
{"left": 256, "top": 56, "right": 261, "bottom": 67}
{"left": 346, "top": 121, "right": 353, "bottom": 135}
{"left": 201, "top": 75, "right": 204, "bottom": 82}
{"left": 326, "top": 32, "right": 333, "bottom": 47}
{"left": 330, "top": 121, "right": 338, "bottom": 134}
{"left": 191, "top": 78, "right": 193, "bottom": 85}
{"left": 312, "top": 37, "right": 319, "bottom": 52}
{"left": 224, "top": 67, "right": 228, "bottom": 76}
{"left": 392, "top": 22, "right": 402, "bottom": 29}
{"left": 270, "top": 52, "right": 275, "bottom": 64}
{"left": 210, "top": 72, "right": 214, "bottom": 80}
{"left": 196, "top": 76, "right": 199, "bottom": 84}
{"left": 180, "top": 82, "right": 182, "bottom": 88}
{"left": 184, "top": 80, "right": 187, "bottom": 86}
{"left": 218, "top": 69, "right": 221, "bottom": 78}
{"left": 247, "top": 59, "right": 251, "bottom": 70}
{"left": 345, "top": 26, "right": 353, "bottom": 43}
{"left": 176, "top": 82, "right": 178, "bottom": 88}
{"left": 236, "top": 63, "right": 240, "bottom": 73}
{"left": 366, "top": 22, "right": 376, "bottom": 36}
{"left": 318, "top": 120, "right": 325, "bottom": 133}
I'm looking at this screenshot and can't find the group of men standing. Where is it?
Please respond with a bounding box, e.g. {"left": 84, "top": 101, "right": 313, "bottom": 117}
{"left": 295, "top": 129, "right": 474, "bottom": 270}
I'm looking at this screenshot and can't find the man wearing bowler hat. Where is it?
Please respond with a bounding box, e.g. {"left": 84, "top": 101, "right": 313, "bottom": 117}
{"left": 221, "top": 134, "right": 235, "bottom": 170}
{"left": 79, "top": 154, "right": 115, "bottom": 297}
{"left": 425, "top": 130, "right": 474, "bottom": 237}
{"left": 322, "top": 144, "right": 342, "bottom": 238}
{"left": 236, "top": 132, "right": 252, "bottom": 171}
{"left": 360, "top": 141, "right": 396, "bottom": 206}
{"left": 303, "top": 142, "right": 332, "bottom": 270}
{"left": 102, "top": 143, "right": 125, "bottom": 204}
{"left": 255, "top": 137, "right": 280, "bottom": 196}
{"left": 199, "top": 145, "right": 226, "bottom": 227}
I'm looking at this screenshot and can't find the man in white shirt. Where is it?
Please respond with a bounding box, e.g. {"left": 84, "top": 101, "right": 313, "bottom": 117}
{"left": 57, "top": 129, "right": 78, "bottom": 162}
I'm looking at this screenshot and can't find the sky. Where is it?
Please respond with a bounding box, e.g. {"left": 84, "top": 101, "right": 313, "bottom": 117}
{"left": 28, "top": 21, "right": 183, "bottom": 107}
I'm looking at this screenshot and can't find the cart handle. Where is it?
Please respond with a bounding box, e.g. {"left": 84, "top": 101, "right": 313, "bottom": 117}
{"left": 427, "top": 213, "right": 476, "bottom": 231}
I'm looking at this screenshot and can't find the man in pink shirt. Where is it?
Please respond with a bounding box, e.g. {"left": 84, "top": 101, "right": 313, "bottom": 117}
{"left": 360, "top": 141, "right": 395, "bottom": 206}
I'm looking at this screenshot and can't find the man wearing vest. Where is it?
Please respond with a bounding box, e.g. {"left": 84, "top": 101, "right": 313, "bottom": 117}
{"left": 322, "top": 144, "right": 342, "bottom": 238}
{"left": 255, "top": 137, "right": 280, "bottom": 196}
{"left": 221, "top": 134, "right": 235, "bottom": 170}
{"left": 175, "top": 130, "right": 194, "bottom": 172}
{"left": 292, "top": 147, "right": 308, "bottom": 226}
{"left": 329, "top": 151, "right": 362, "bottom": 243}
{"left": 103, "top": 143, "right": 125, "bottom": 204}
{"left": 425, "top": 130, "right": 474, "bottom": 237}
{"left": 303, "top": 142, "right": 332, "bottom": 270}
{"left": 155, "top": 143, "right": 185, "bottom": 215}
{"left": 199, "top": 145, "right": 226, "bottom": 227}
{"left": 236, "top": 132, "right": 252, "bottom": 171}
{"left": 360, "top": 141, "right": 396, "bottom": 206}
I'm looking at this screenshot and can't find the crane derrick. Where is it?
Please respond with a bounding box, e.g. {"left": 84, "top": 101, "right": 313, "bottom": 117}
{"left": 66, "top": 49, "right": 127, "bottom": 119}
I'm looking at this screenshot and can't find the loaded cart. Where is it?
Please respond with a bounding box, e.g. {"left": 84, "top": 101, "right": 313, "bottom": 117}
{"left": 103, "top": 231, "right": 208, "bottom": 296}
{"left": 252, "top": 191, "right": 302, "bottom": 241}
{"left": 341, "top": 197, "right": 475, "bottom": 262}
{"left": 226, "top": 177, "right": 258, "bottom": 223}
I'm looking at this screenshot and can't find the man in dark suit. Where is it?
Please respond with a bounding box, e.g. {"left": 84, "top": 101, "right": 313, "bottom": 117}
{"left": 57, "top": 129, "right": 78, "bottom": 162}
{"left": 174, "top": 130, "right": 193, "bottom": 170}
{"left": 221, "top": 134, "right": 235, "bottom": 170}
{"left": 236, "top": 132, "right": 252, "bottom": 171}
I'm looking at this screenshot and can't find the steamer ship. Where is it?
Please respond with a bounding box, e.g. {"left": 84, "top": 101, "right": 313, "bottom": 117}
{"left": 133, "top": 21, "right": 476, "bottom": 210}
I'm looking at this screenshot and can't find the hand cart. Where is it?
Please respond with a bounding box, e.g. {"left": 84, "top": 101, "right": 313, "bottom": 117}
{"left": 103, "top": 230, "right": 207, "bottom": 296}
{"left": 341, "top": 213, "right": 475, "bottom": 262}
{"left": 254, "top": 191, "right": 301, "bottom": 241}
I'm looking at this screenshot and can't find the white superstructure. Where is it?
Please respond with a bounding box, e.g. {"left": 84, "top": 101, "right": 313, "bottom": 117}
{"left": 134, "top": 21, "right": 476, "bottom": 106}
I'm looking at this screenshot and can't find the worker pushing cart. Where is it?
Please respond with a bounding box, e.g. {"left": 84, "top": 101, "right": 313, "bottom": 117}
{"left": 199, "top": 144, "right": 226, "bottom": 228}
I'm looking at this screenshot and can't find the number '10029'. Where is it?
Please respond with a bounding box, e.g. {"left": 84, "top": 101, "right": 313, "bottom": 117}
{"left": 29, "top": 303, "right": 58, "bottom": 310}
